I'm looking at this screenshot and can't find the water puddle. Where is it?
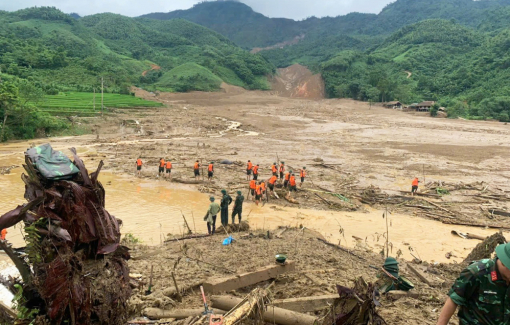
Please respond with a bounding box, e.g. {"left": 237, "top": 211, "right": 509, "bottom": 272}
{"left": 211, "top": 117, "right": 259, "bottom": 137}
{"left": 0, "top": 142, "right": 503, "bottom": 265}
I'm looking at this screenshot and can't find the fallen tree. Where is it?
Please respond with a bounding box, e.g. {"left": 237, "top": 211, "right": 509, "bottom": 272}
{"left": 0, "top": 145, "right": 131, "bottom": 324}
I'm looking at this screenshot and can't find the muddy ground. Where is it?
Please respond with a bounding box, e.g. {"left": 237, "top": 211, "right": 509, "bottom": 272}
{"left": 3, "top": 69, "right": 510, "bottom": 323}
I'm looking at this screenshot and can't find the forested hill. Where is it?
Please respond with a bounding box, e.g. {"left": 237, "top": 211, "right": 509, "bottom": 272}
{"left": 0, "top": 6, "right": 274, "bottom": 94}
{"left": 141, "top": 0, "right": 510, "bottom": 50}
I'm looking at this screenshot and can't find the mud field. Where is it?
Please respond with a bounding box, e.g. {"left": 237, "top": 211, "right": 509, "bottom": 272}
{"left": 2, "top": 75, "right": 510, "bottom": 324}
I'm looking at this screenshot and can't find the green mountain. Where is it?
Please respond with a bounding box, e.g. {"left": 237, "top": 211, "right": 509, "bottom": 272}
{"left": 0, "top": 7, "right": 274, "bottom": 94}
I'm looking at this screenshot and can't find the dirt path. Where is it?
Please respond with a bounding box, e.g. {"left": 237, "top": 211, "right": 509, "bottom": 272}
{"left": 405, "top": 70, "right": 412, "bottom": 78}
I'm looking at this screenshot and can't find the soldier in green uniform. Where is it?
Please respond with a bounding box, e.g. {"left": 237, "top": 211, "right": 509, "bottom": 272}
{"left": 436, "top": 242, "right": 510, "bottom": 325}
{"left": 231, "top": 191, "right": 244, "bottom": 224}
{"left": 220, "top": 189, "right": 232, "bottom": 227}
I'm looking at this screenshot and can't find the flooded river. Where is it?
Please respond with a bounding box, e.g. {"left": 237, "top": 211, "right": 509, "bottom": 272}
{"left": 0, "top": 139, "right": 502, "bottom": 264}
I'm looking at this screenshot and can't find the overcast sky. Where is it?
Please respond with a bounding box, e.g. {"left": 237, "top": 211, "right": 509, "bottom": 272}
{"left": 0, "top": 0, "right": 394, "bottom": 20}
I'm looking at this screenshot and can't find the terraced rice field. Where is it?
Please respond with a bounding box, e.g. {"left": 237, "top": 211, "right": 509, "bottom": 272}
{"left": 40, "top": 92, "right": 163, "bottom": 116}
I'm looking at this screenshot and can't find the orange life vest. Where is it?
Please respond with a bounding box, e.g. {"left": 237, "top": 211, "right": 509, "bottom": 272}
{"left": 260, "top": 182, "right": 266, "bottom": 191}
{"left": 289, "top": 176, "right": 296, "bottom": 186}
{"left": 0, "top": 229, "right": 6, "bottom": 240}
{"left": 255, "top": 185, "right": 262, "bottom": 195}
{"left": 166, "top": 161, "right": 172, "bottom": 169}
{"left": 412, "top": 178, "right": 419, "bottom": 186}
{"left": 269, "top": 176, "right": 277, "bottom": 185}
{"left": 285, "top": 173, "right": 290, "bottom": 181}
{"left": 271, "top": 165, "right": 277, "bottom": 173}
{"left": 194, "top": 162, "right": 200, "bottom": 170}
{"left": 300, "top": 170, "right": 306, "bottom": 178}
{"left": 160, "top": 159, "right": 165, "bottom": 167}
{"left": 136, "top": 159, "right": 142, "bottom": 166}
{"left": 253, "top": 166, "right": 259, "bottom": 174}
{"left": 279, "top": 164, "right": 285, "bottom": 173}
{"left": 250, "top": 180, "right": 257, "bottom": 189}
{"left": 247, "top": 162, "right": 253, "bottom": 170}
{"left": 208, "top": 164, "right": 214, "bottom": 172}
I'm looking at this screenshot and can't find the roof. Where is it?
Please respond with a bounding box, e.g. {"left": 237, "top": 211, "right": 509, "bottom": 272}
{"left": 417, "top": 101, "right": 435, "bottom": 106}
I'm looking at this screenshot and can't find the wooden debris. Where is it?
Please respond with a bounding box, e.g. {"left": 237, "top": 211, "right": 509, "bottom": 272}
{"left": 406, "top": 264, "right": 437, "bottom": 287}
{"left": 272, "top": 295, "right": 339, "bottom": 312}
{"left": 317, "top": 238, "right": 366, "bottom": 261}
{"left": 385, "top": 290, "right": 422, "bottom": 300}
{"left": 143, "top": 308, "right": 225, "bottom": 320}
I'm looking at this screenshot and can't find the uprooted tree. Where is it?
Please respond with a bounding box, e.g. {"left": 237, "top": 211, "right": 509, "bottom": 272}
{"left": 0, "top": 145, "right": 131, "bottom": 324}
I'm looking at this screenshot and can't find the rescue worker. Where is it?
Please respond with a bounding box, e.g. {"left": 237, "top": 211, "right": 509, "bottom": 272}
{"left": 246, "top": 160, "right": 253, "bottom": 180}
{"left": 165, "top": 160, "right": 172, "bottom": 179}
{"left": 284, "top": 170, "right": 292, "bottom": 188}
{"left": 260, "top": 180, "right": 267, "bottom": 197}
{"left": 268, "top": 175, "right": 277, "bottom": 194}
{"left": 194, "top": 160, "right": 201, "bottom": 179}
{"left": 208, "top": 162, "right": 214, "bottom": 181}
{"left": 159, "top": 158, "right": 165, "bottom": 176}
{"left": 253, "top": 164, "right": 259, "bottom": 181}
{"left": 271, "top": 163, "right": 278, "bottom": 177}
{"left": 232, "top": 191, "right": 244, "bottom": 224}
{"left": 249, "top": 179, "right": 257, "bottom": 200}
{"left": 300, "top": 167, "right": 307, "bottom": 187}
{"left": 288, "top": 173, "right": 297, "bottom": 194}
{"left": 436, "top": 241, "right": 510, "bottom": 325}
{"left": 204, "top": 196, "right": 221, "bottom": 235}
{"left": 255, "top": 182, "right": 262, "bottom": 206}
{"left": 220, "top": 189, "right": 232, "bottom": 226}
{"left": 1, "top": 228, "right": 6, "bottom": 240}
{"left": 412, "top": 177, "right": 419, "bottom": 196}
{"left": 279, "top": 162, "right": 285, "bottom": 179}
{"left": 135, "top": 157, "right": 143, "bottom": 177}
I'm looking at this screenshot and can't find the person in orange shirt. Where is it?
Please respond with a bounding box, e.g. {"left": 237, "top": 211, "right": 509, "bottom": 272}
{"left": 135, "top": 157, "right": 143, "bottom": 177}
{"left": 253, "top": 164, "right": 259, "bottom": 181}
{"left": 268, "top": 175, "right": 277, "bottom": 193}
{"left": 279, "top": 162, "right": 285, "bottom": 180}
{"left": 246, "top": 160, "right": 253, "bottom": 181}
{"left": 194, "top": 160, "right": 201, "bottom": 179}
{"left": 412, "top": 177, "right": 419, "bottom": 196}
{"left": 249, "top": 179, "right": 257, "bottom": 199}
{"left": 300, "top": 167, "right": 307, "bottom": 187}
{"left": 284, "top": 170, "right": 292, "bottom": 188}
{"left": 288, "top": 173, "right": 297, "bottom": 194}
{"left": 208, "top": 162, "right": 214, "bottom": 181}
{"left": 0, "top": 228, "right": 6, "bottom": 240}
{"left": 271, "top": 163, "right": 278, "bottom": 177}
{"left": 260, "top": 180, "right": 266, "bottom": 196}
{"left": 165, "top": 160, "right": 172, "bottom": 179}
{"left": 255, "top": 182, "right": 262, "bottom": 205}
{"left": 159, "top": 158, "right": 165, "bottom": 176}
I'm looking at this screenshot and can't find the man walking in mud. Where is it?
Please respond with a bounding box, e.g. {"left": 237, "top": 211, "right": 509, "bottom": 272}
{"left": 255, "top": 182, "right": 262, "bottom": 206}
{"left": 205, "top": 196, "right": 220, "bottom": 235}
{"left": 220, "top": 189, "right": 232, "bottom": 227}
{"left": 436, "top": 242, "right": 510, "bottom": 325}
{"left": 232, "top": 191, "right": 244, "bottom": 224}
{"left": 135, "top": 157, "right": 143, "bottom": 177}
{"left": 288, "top": 173, "right": 297, "bottom": 195}
{"left": 300, "top": 167, "right": 307, "bottom": 187}
{"left": 284, "top": 170, "right": 292, "bottom": 188}
{"left": 412, "top": 177, "right": 419, "bottom": 196}
{"left": 279, "top": 161, "right": 285, "bottom": 180}
{"left": 253, "top": 164, "right": 259, "bottom": 181}
{"left": 165, "top": 160, "right": 172, "bottom": 179}
{"left": 159, "top": 158, "right": 165, "bottom": 177}
{"left": 194, "top": 160, "right": 201, "bottom": 180}
{"left": 208, "top": 162, "right": 214, "bottom": 181}
{"left": 271, "top": 162, "right": 278, "bottom": 177}
{"left": 246, "top": 160, "right": 253, "bottom": 181}
{"left": 249, "top": 179, "right": 257, "bottom": 200}
{"left": 268, "top": 175, "right": 277, "bottom": 195}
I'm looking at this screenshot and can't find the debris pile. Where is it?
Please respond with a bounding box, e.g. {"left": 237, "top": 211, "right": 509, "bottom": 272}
{"left": 0, "top": 145, "right": 131, "bottom": 324}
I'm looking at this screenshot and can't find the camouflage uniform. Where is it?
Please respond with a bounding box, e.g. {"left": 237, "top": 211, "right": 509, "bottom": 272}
{"left": 448, "top": 258, "right": 510, "bottom": 325}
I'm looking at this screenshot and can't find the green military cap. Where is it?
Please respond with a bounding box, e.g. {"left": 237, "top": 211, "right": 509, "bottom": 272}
{"left": 221, "top": 189, "right": 227, "bottom": 194}
{"left": 237, "top": 191, "right": 242, "bottom": 195}
{"left": 383, "top": 257, "right": 399, "bottom": 278}
{"left": 496, "top": 242, "right": 510, "bottom": 269}
{"left": 210, "top": 196, "right": 215, "bottom": 202}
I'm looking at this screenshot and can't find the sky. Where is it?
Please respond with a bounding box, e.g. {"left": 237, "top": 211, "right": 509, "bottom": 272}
{"left": 0, "top": 0, "right": 394, "bottom": 20}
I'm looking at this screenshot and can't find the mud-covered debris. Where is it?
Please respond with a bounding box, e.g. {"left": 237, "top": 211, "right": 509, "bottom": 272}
{"left": 464, "top": 232, "right": 506, "bottom": 263}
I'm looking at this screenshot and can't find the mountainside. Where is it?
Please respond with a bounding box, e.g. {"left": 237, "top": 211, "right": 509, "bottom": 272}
{"left": 0, "top": 7, "right": 274, "bottom": 94}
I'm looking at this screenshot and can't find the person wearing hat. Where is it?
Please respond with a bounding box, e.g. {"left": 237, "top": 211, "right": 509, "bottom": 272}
{"left": 436, "top": 242, "right": 510, "bottom": 325}
{"left": 232, "top": 191, "right": 244, "bottom": 224}
{"left": 279, "top": 162, "right": 285, "bottom": 180}
{"left": 208, "top": 162, "right": 214, "bottom": 181}
{"left": 376, "top": 257, "right": 400, "bottom": 293}
{"left": 204, "top": 196, "right": 220, "bottom": 235}
{"left": 220, "top": 189, "right": 232, "bottom": 227}
{"left": 300, "top": 167, "right": 307, "bottom": 187}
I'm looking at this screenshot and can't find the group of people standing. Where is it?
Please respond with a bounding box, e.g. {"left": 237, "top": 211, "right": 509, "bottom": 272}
{"left": 204, "top": 189, "right": 244, "bottom": 235}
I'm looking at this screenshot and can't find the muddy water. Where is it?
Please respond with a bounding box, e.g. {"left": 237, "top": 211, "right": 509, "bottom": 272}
{"left": 0, "top": 140, "right": 503, "bottom": 264}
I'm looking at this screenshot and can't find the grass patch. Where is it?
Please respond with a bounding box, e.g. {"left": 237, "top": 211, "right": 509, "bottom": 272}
{"left": 156, "top": 63, "right": 222, "bottom": 92}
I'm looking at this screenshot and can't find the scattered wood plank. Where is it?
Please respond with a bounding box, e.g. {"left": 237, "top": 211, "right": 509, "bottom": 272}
{"left": 451, "top": 230, "right": 486, "bottom": 240}
{"left": 406, "top": 264, "right": 437, "bottom": 287}
{"left": 211, "top": 295, "right": 318, "bottom": 325}
{"left": 317, "top": 238, "right": 366, "bottom": 261}
{"left": 144, "top": 308, "right": 226, "bottom": 320}
{"left": 405, "top": 204, "right": 433, "bottom": 210}
{"left": 385, "top": 290, "right": 422, "bottom": 300}
{"left": 399, "top": 191, "right": 442, "bottom": 198}
{"left": 275, "top": 227, "right": 288, "bottom": 239}
{"left": 272, "top": 295, "right": 339, "bottom": 312}
{"left": 164, "top": 234, "right": 209, "bottom": 243}
{"left": 202, "top": 261, "right": 295, "bottom": 294}
{"left": 489, "top": 209, "right": 510, "bottom": 217}
{"left": 442, "top": 220, "right": 510, "bottom": 230}
{"left": 0, "top": 301, "right": 16, "bottom": 321}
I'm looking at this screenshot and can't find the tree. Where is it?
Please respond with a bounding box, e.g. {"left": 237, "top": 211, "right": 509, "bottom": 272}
{"left": 0, "top": 82, "right": 19, "bottom": 141}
